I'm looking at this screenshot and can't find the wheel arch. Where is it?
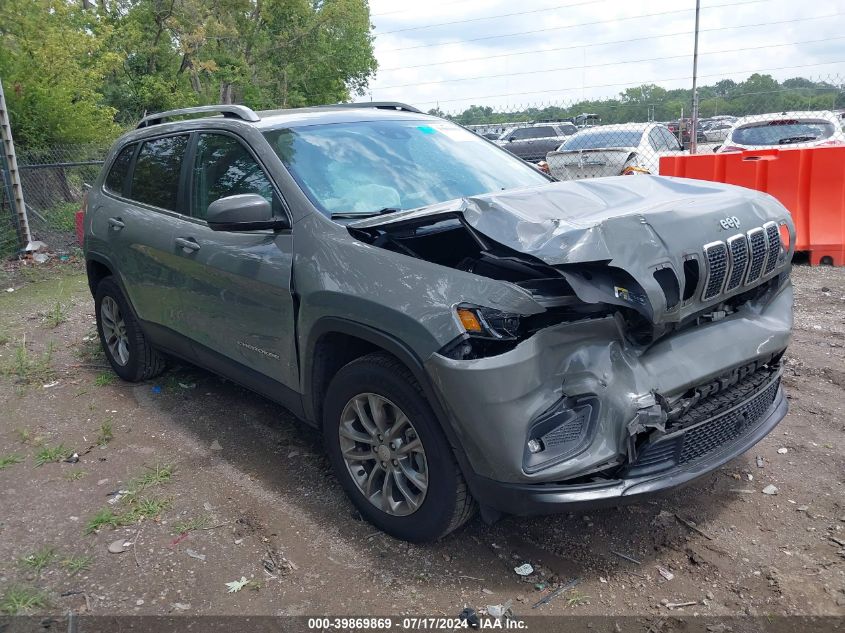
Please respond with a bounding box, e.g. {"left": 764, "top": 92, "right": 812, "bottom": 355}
{"left": 303, "top": 318, "right": 469, "bottom": 463}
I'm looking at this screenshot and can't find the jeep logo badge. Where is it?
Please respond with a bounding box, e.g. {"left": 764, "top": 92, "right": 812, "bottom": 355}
{"left": 719, "top": 216, "right": 741, "bottom": 230}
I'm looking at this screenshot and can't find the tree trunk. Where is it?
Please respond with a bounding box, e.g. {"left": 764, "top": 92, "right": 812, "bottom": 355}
{"left": 219, "top": 82, "right": 233, "bottom": 104}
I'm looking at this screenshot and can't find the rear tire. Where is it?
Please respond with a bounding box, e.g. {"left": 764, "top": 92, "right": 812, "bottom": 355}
{"left": 95, "top": 277, "right": 166, "bottom": 382}
{"left": 323, "top": 352, "right": 475, "bottom": 542}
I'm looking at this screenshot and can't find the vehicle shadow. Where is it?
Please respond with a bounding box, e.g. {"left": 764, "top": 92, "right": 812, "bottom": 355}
{"left": 145, "top": 361, "right": 760, "bottom": 598}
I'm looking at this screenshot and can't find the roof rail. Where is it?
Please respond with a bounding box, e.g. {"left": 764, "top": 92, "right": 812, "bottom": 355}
{"left": 137, "top": 105, "right": 260, "bottom": 129}
{"left": 328, "top": 102, "right": 423, "bottom": 114}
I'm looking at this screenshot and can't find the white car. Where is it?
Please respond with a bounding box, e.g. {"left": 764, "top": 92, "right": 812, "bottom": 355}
{"left": 702, "top": 119, "right": 735, "bottom": 143}
{"left": 546, "top": 123, "right": 684, "bottom": 181}
{"left": 718, "top": 111, "right": 845, "bottom": 153}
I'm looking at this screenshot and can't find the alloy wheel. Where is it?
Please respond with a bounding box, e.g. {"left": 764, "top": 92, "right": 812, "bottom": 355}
{"left": 338, "top": 393, "right": 428, "bottom": 516}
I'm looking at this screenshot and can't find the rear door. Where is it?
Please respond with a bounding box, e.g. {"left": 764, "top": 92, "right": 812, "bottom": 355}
{"left": 97, "top": 134, "right": 189, "bottom": 331}
{"left": 167, "top": 131, "right": 298, "bottom": 391}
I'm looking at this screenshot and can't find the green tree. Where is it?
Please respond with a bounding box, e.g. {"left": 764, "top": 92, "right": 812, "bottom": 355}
{"left": 0, "top": 0, "right": 120, "bottom": 147}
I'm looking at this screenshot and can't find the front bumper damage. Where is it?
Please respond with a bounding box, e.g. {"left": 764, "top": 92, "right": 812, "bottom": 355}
{"left": 425, "top": 280, "right": 793, "bottom": 516}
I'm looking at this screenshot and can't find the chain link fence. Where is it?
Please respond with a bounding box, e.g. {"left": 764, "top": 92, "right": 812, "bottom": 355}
{"left": 0, "top": 152, "right": 21, "bottom": 258}
{"left": 445, "top": 74, "right": 845, "bottom": 181}
{"left": 15, "top": 144, "right": 108, "bottom": 255}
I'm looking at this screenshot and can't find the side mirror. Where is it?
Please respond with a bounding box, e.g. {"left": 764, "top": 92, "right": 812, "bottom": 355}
{"left": 508, "top": 136, "right": 516, "bottom": 143}
{"left": 206, "top": 194, "right": 288, "bottom": 231}
{"left": 713, "top": 145, "right": 722, "bottom": 153}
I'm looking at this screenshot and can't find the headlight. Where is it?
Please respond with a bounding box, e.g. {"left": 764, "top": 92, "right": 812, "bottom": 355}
{"left": 455, "top": 305, "right": 521, "bottom": 340}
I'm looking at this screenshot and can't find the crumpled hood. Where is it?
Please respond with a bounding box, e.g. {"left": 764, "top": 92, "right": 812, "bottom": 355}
{"left": 350, "top": 176, "right": 795, "bottom": 322}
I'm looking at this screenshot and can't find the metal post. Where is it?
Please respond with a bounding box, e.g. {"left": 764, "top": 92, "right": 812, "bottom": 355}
{"left": 689, "top": 0, "right": 701, "bottom": 154}
{"left": 0, "top": 78, "right": 34, "bottom": 249}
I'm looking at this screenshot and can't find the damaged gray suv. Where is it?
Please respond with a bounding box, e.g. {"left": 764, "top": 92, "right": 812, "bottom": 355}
{"left": 83, "top": 103, "right": 794, "bottom": 542}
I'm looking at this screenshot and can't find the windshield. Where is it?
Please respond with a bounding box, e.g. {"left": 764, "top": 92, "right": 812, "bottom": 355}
{"left": 560, "top": 129, "right": 644, "bottom": 150}
{"left": 262, "top": 119, "right": 549, "bottom": 217}
{"left": 731, "top": 120, "right": 835, "bottom": 146}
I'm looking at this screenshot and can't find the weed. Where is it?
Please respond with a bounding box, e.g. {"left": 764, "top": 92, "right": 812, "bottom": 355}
{"left": 84, "top": 508, "right": 121, "bottom": 534}
{"left": 65, "top": 469, "right": 87, "bottom": 481}
{"left": 44, "top": 301, "right": 67, "bottom": 328}
{"left": 94, "top": 372, "right": 115, "bottom": 387}
{"left": 77, "top": 330, "right": 106, "bottom": 363}
{"left": 565, "top": 591, "right": 590, "bottom": 607}
{"left": 5, "top": 336, "right": 54, "bottom": 384}
{"left": 173, "top": 514, "right": 212, "bottom": 534}
{"left": 0, "top": 585, "right": 48, "bottom": 614}
{"left": 34, "top": 443, "right": 68, "bottom": 466}
{"left": 14, "top": 428, "right": 31, "bottom": 444}
{"left": 96, "top": 419, "right": 114, "bottom": 446}
{"left": 128, "top": 463, "right": 173, "bottom": 492}
{"left": 0, "top": 454, "right": 24, "bottom": 469}
{"left": 131, "top": 496, "right": 172, "bottom": 520}
{"left": 61, "top": 555, "right": 93, "bottom": 576}
{"left": 20, "top": 547, "right": 56, "bottom": 574}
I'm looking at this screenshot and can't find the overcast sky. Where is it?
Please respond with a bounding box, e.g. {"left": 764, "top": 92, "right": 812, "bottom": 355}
{"left": 362, "top": 0, "right": 845, "bottom": 113}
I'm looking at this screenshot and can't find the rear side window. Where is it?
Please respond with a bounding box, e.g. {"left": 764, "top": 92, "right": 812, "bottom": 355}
{"left": 512, "top": 126, "right": 556, "bottom": 140}
{"left": 104, "top": 144, "right": 135, "bottom": 195}
{"left": 191, "top": 133, "right": 275, "bottom": 219}
{"left": 129, "top": 135, "right": 189, "bottom": 211}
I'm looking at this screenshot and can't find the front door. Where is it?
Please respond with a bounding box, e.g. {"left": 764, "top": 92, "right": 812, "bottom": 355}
{"left": 169, "top": 131, "right": 298, "bottom": 392}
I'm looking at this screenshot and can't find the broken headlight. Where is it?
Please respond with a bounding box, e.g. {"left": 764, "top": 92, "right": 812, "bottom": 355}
{"left": 455, "top": 304, "right": 522, "bottom": 340}
{"left": 439, "top": 304, "right": 526, "bottom": 360}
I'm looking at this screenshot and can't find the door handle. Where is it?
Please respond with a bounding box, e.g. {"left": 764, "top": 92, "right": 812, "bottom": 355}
{"left": 175, "top": 237, "right": 201, "bottom": 252}
{"left": 108, "top": 217, "right": 125, "bottom": 230}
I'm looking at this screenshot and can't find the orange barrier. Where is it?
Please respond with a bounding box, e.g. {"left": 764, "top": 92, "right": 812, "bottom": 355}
{"left": 660, "top": 146, "right": 845, "bottom": 266}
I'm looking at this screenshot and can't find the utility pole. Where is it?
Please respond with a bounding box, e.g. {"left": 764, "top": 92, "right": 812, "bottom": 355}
{"left": 690, "top": 0, "right": 701, "bottom": 154}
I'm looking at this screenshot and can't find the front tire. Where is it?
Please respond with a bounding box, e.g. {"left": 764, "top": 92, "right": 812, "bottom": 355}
{"left": 95, "top": 277, "right": 166, "bottom": 382}
{"left": 323, "top": 352, "right": 475, "bottom": 542}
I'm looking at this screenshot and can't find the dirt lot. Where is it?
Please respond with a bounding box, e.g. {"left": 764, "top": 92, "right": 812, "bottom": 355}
{"left": 0, "top": 261, "right": 843, "bottom": 619}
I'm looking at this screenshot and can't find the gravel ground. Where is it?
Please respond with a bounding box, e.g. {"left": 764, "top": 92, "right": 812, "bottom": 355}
{"left": 0, "top": 261, "right": 843, "bottom": 618}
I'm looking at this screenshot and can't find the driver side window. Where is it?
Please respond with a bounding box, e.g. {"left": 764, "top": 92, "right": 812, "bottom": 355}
{"left": 192, "top": 133, "right": 276, "bottom": 220}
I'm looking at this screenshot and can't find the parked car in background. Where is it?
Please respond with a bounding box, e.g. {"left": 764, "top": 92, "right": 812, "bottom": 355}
{"left": 496, "top": 122, "right": 578, "bottom": 162}
{"left": 546, "top": 123, "right": 683, "bottom": 180}
{"left": 702, "top": 119, "right": 735, "bottom": 143}
{"left": 667, "top": 119, "right": 707, "bottom": 147}
{"left": 718, "top": 111, "right": 845, "bottom": 153}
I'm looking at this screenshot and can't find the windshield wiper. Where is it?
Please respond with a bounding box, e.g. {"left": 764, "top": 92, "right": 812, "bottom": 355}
{"left": 331, "top": 207, "right": 403, "bottom": 220}
{"left": 778, "top": 135, "right": 818, "bottom": 145}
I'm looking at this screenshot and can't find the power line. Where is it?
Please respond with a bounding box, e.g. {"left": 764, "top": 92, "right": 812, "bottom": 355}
{"left": 376, "top": 36, "right": 845, "bottom": 90}
{"left": 378, "top": 12, "right": 843, "bottom": 72}
{"left": 375, "top": 0, "right": 598, "bottom": 36}
{"left": 406, "top": 60, "right": 845, "bottom": 106}
{"left": 378, "top": 0, "right": 770, "bottom": 52}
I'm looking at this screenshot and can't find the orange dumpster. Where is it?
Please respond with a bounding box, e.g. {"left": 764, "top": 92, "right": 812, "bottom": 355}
{"left": 660, "top": 146, "right": 845, "bottom": 266}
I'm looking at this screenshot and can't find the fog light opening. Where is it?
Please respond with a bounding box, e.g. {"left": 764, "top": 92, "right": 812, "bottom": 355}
{"left": 527, "top": 439, "right": 544, "bottom": 454}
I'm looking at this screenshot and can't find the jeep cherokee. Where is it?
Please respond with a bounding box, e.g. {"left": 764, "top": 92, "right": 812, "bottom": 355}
{"left": 83, "top": 103, "right": 794, "bottom": 542}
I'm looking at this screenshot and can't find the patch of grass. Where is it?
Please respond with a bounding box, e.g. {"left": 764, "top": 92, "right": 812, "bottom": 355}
{"left": 96, "top": 419, "right": 114, "bottom": 446}
{"left": 0, "top": 330, "right": 8, "bottom": 346}
{"left": 60, "top": 555, "right": 93, "bottom": 576}
{"left": 14, "top": 428, "right": 32, "bottom": 444}
{"left": 65, "top": 469, "right": 87, "bottom": 481}
{"left": 84, "top": 508, "right": 121, "bottom": 534}
{"left": 20, "top": 547, "right": 56, "bottom": 574}
{"left": 565, "top": 590, "right": 590, "bottom": 607}
{"left": 131, "top": 496, "right": 171, "bottom": 520}
{"left": 0, "top": 453, "right": 24, "bottom": 469}
{"left": 77, "top": 329, "right": 106, "bottom": 363}
{"left": 4, "top": 336, "right": 54, "bottom": 384}
{"left": 0, "top": 585, "right": 48, "bottom": 614}
{"left": 44, "top": 300, "right": 68, "bottom": 328}
{"left": 34, "top": 443, "right": 68, "bottom": 466}
{"left": 173, "top": 514, "right": 212, "bottom": 534}
{"left": 128, "top": 463, "right": 173, "bottom": 493}
{"left": 94, "top": 372, "right": 115, "bottom": 387}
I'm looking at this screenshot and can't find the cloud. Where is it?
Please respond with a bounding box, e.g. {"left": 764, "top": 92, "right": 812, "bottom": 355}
{"left": 363, "top": 0, "right": 845, "bottom": 113}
